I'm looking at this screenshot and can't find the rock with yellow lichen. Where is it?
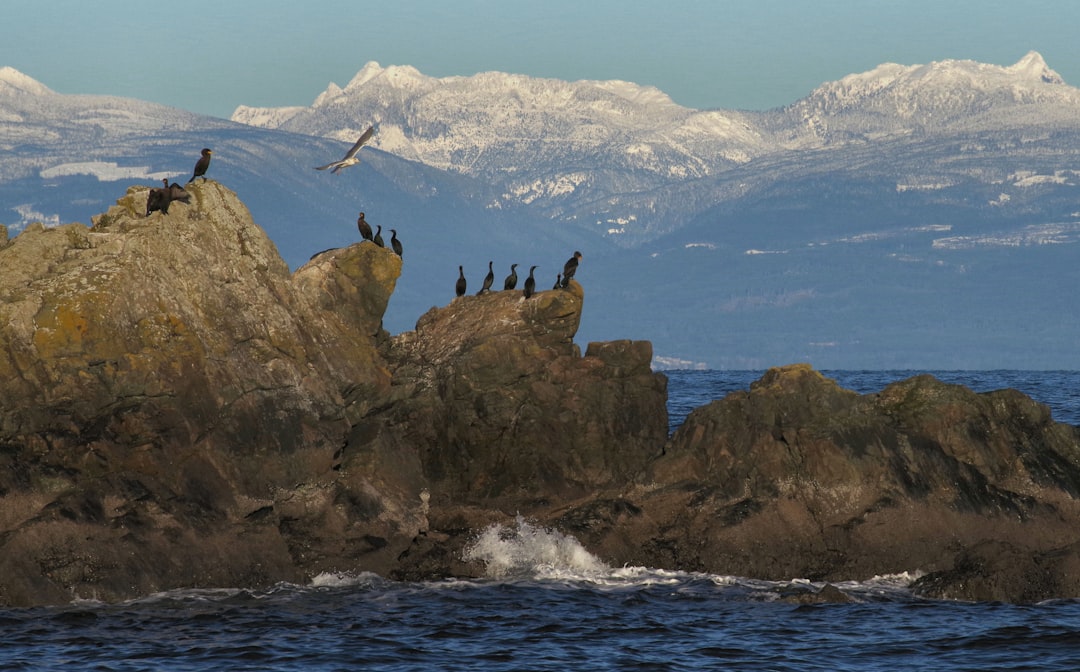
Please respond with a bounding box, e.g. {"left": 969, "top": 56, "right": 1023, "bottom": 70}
{"left": 0, "top": 181, "right": 418, "bottom": 606}
{"left": 0, "top": 180, "right": 668, "bottom": 606}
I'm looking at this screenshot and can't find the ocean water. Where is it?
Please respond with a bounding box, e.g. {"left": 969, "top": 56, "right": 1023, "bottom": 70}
{"left": 4, "top": 370, "right": 1080, "bottom": 671}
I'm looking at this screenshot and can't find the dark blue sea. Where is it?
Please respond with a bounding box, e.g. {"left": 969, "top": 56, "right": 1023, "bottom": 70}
{"left": 4, "top": 370, "right": 1080, "bottom": 671}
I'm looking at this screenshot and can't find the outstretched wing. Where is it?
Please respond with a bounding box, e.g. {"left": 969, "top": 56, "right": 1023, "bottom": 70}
{"left": 342, "top": 126, "right": 375, "bottom": 160}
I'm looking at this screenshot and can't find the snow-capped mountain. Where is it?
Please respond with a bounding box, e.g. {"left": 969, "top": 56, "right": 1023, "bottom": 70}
{"left": 3, "top": 54, "right": 1080, "bottom": 369}
{"left": 231, "top": 53, "right": 1080, "bottom": 247}
{"left": 232, "top": 62, "right": 771, "bottom": 241}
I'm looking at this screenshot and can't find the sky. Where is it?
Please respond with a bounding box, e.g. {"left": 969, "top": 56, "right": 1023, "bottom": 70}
{"left": 3, "top": 0, "right": 1079, "bottom": 119}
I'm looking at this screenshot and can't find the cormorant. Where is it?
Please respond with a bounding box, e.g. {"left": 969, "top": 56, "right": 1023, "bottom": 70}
{"left": 503, "top": 263, "right": 518, "bottom": 290}
{"left": 145, "top": 185, "right": 168, "bottom": 216}
{"left": 456, "top": 266, "right": 467, "bottom": 297}
{"left": 523, "top": 266, "right": 537, "bottom": 299}
{"left": 315, "top": 125, "right": 374, "bottom": 174}
{"left": 373, "top": 225, "right": 384, "bottom": 248}
{"left": 390, "top": 229, "right": 403, "bottom": 257}
{"left": 187, "top": 148, "right": 212, "bottom": 183}
{"left": 478, "top": 261, "right": 494, "bottom": 294}
{"left": 553, "top": 274, "right": 561, "bottom": 290}
{"left": 164, "top": 178, "right": 190, "bottom": 205}
{"left": 146, "top": 178, "right": 191, "bottom": 216}
{"left": 357, "top": 212, "right": 373, "bottom": 241}
{"left": 560, "top": 250, "right": 582, "bottom": 288}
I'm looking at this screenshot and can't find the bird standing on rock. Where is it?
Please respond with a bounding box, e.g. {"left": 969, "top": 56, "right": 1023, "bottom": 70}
{"left": 523, "top": 266, "right": 537, "bottom": 299}
{"left": 456, "top": 266, "right": 467, "bottom": 297}
{"left": 553, "top": 274, "right": 561, "bottom": 290}
{"left": 315, "top": 125, "right": 374, "bottom": 174}
{"left": 390, "top": 229, "right": 403, "bottom": 257}
{"left": 357, "top": 212, "right": 373, "bottom": 241}
{"left": 478, "top": 261, "right": 494, "bottom": 294}
{"left": 187, "top": 148, "right": 212, "bottom": 183}
{"left": 373, "top": 225, "right": 384, "bottom": 248}
{"left": 504, "top": 264, "right": 518, "bottom": 290}
{"left": 560, "top": 251, "right": 582, "bottom": 288}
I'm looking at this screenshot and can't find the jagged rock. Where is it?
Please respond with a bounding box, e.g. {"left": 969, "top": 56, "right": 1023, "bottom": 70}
{"left": 0, "top": 183, "right": 668, "bottom": 606}
{"left": 571, "top": 364, "right": 1080, "bottom": 599}
{"left": 363, "top": 283, "right": 668, "bottom": 504}
{"left": 0, "top": 182, "right": 419, "bottom": 606}
{"left": 5, "top": 183, "right": 1080, "bottom": 606}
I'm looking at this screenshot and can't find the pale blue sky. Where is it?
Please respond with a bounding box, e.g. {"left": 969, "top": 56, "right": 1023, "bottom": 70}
{"left": 3, "top": 0, "right": 1077, "bottom": 119}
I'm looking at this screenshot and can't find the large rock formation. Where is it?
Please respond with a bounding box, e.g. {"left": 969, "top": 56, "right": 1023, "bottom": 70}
{"left": 0, "top": 182, "right": 667, "bottom": 605}
{"left": 559, "top": 364, "right": 1080, "bottom": 601}
{"left": 3, "top": 184, "right": 1080, "bottom": 606}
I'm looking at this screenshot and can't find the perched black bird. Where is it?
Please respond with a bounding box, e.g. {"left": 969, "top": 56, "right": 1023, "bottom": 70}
{"left": 315, "top": 125, "right": 374, "bottom": 174}
{"left": 145, "top": 186, "right": 169, "bottom": 216}
{"left": 357, "top": 212, "right": 373, "bottom": 241}
{"left": 553, "top": 274, "right": 561, "bottom": 290}
{"left": 187, "top": 148, "right": 212, "bottom": 183}
{"left": 523, "top": 265, "right": 537, "bottom": 299}
{"left": 560, "top": 250, "right": 582, "bottom": 288}
{"left": 456, "top": 266, "right": 467, "bottom": 297}
{"left": 478, "top": 261, "right": 494, "bottom": 294}
{"left": 146, "top": 179, "right": 191, "bottom": 216}
{"left": 503, "top": 263, "right": 518, "bottom": 290}
{"left": 373, "top": 225, "right": 385, "bottom": 248}
{"left": 164, "top": 178, "right": 191, "bottom": 205}
{"left": 390, "top": 229, "right": 403, "bottom": 257}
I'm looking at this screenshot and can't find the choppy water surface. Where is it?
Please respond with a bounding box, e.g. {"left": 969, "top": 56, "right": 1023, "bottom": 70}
{"left": 4, "top": 371, "right": 1080, "bottom": 671}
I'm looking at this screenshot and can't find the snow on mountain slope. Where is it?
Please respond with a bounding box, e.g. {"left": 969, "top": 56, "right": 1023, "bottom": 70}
{"left": 231, "top": 61, "right": 767, "bottom": 177}
{"left": 5, "top": 56, "right": 1080, "bottom": 368}
{"left": 777, "top": 51, "right": 1080, "bottom": 146}
{"left": 230, "top": 54, "right": 1080, "bottom": 244}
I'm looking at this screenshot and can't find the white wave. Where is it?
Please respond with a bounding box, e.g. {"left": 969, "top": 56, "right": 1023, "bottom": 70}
{"left": 461, "top": 517, "right": 921, "bottom": 600}
{"left": 309, "top": 571, "right": 384, "bottom": 589}
{"left": 463, "top": 516, "right": 610, "bottom": 579}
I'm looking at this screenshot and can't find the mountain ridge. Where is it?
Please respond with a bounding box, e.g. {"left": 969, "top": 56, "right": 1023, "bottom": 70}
{"left": 2, "top": 54, "right": 1080, "bottom": 368}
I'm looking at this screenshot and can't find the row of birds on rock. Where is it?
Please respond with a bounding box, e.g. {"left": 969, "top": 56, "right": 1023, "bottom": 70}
{"left": 151, "top": 133, "right": 584, "bottom": 301}
{"left": 456, "top": 251, "right": 582, "bottom": 300}
{"left": 356, "top": 212, "right": 402, "bottom": 256}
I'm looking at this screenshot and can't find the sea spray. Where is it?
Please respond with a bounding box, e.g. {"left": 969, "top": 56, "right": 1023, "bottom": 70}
{"left": 463, "top": 515, "right": 610, "bottom": 579}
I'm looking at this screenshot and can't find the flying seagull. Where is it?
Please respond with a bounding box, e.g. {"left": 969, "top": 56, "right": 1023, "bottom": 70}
{"left": 315, "top": 126, "right": 375, "bottom": 174}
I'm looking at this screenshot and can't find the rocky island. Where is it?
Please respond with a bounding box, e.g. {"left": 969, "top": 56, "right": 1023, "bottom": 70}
{"left": 1, "top": 182, "right": 1079, "bottom": 607}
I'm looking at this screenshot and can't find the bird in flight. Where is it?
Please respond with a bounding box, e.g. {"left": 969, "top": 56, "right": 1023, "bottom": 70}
{"left": 315, "top": 126, "right": 375, "bottom": 174}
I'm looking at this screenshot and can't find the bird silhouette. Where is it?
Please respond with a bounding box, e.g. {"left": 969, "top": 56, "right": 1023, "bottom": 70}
{"left": 523, "top": 266, "right": 537, "bottom": 299}
{"left": 373, "top": 225, "right": 384, "bottom": 248}
{"left": 553, "top": 274, "right": 561, "bottom": 290}
{"left": 561, "top": 251, "right": 582, "bottom": 288}
{"left": 187, "top": 148, "right": 212, "bottom": 183}
{"left": 503, "top": 264, "right": 518, "bottom": 290}
{"left": 390, "top": 229, "right": 403, "bottom": 257}
{"left": 478, "top": 261, "right": 494, "bottom": 294}
{"left": 357, "top": 212, "right": 373, "bottom": 241}
{"left": 456, "top": 266, "right": 467, "bottom": 297}
{"left": 315, "top": 126, "right": 374, "bottom": 174}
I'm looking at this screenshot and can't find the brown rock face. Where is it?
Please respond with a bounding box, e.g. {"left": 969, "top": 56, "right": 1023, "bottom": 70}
{"left": 0, "top": 183, "right": 421, "bottom": 605}
{"left": 582, "top": 364, "right": 1080, "bottom": 599}
{"left": 4, "top": 184, "right": 1080, "bottom": 606}
{"left": 371, "top": 284, "right": 667, "bottom": 504}
{"left": 0, "top": 183, "right": 668, "bottom": 605}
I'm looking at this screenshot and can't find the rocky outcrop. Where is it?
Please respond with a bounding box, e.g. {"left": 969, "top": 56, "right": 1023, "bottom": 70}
{"left": 557, "top": 364, "right": 1080, "bottom": 601}
{"left": 0, "top": 182, "right": 416, "bottom": 605}
{"left": 0, "top": 182, "right": 667, "bottom": 605}
{"left": 4, "top": 184, "right": 1080, "bottom": 606}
